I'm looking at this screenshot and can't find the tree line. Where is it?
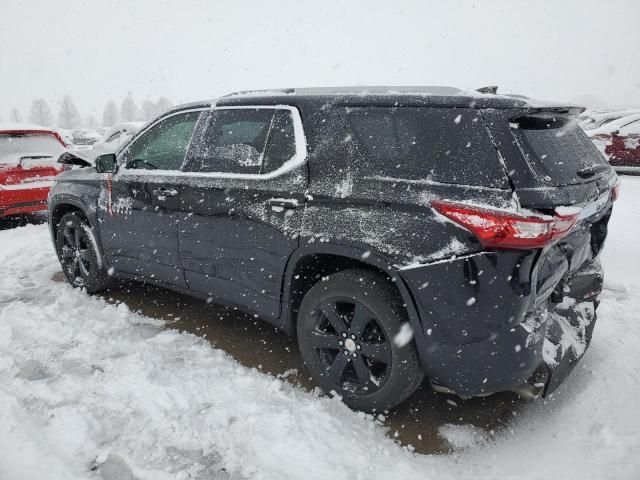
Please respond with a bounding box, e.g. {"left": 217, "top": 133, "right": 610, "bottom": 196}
{"left": 4, "top": 95, "right": 173, "bottom": 130}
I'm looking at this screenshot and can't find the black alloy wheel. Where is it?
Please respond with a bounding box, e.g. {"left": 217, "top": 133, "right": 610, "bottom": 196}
{"left": 60, "top": 221, "right": 92, "bottom": 282}
{"left": 55, "top": 212, "right": 111, "bottom": 293}
{"left": 297, "top": 269, "right": 424, "bottom": 412}
{"left": 309, "top": 298, "right": 391, "bottom": 395}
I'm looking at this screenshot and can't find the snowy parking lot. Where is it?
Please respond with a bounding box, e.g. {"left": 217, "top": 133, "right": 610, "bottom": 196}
{"left": 0, "top": 177, "right": 638, "bottom": 479}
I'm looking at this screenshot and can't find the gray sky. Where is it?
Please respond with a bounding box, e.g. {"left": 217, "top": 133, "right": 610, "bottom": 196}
{"left": 1, "top": 0, "right": 639, "bottom": 124}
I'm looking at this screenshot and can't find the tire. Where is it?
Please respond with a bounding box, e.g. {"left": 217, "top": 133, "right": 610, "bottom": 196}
{"left": 297, "top": 269, "right": 424, "bottom": 412}
{"left": 55, "top": 212, "right": 111, "bottom": 294}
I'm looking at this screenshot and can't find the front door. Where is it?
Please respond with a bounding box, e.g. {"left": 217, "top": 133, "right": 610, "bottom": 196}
{"left": 178, "top": 106, "right": 308, "bottom": 319}
{"left": 99, "top": 109, "right": 203, "bottom": 286}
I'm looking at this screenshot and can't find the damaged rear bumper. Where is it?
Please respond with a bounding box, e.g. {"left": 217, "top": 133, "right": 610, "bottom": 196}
{"left": 539, "top": 298, "right": 598, "bottom": 396}
{"left": 400, "top": 251, "right": 603, "bottom": 399}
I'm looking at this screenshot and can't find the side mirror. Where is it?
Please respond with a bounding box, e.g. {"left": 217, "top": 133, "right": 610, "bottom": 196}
{"left": 95, "top": 153, "right": 118, "bottom": 174}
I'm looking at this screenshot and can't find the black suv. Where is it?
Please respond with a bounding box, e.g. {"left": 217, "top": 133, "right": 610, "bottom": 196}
{"left": 49, "top": 87, "right": 618, "bottom": 411}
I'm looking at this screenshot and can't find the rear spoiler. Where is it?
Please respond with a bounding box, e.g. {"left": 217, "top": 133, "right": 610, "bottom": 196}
{"left": 19, "top": 154, "right": 53, "bottom": 165}
{"left": 18, "top": 154, "right": 56, "bottom": 169}
{"left": 509, "top": 106, "right": 586, "bottom": 126}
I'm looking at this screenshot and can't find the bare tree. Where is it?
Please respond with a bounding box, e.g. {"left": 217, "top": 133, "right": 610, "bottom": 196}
{"left": 102, "top": 101, "right": 118, "bottom": 127}
{"left": 58, "top": 96, "right": 81, "bottom": 129}
{"left": 120, "top": 96, "right": 137, "bottom": 122}
{"left": 85, "top": 115, "right": 99, "bottom": 129}
{"left": 29, "top": 99, "right": 53, "bottom": 126}
{"left": 140, "top": 100, "right": 158, "bottom": 121}
{"left": 10, "top": 108, "right": 22, "bottom": 123}
{"left": 156, "top": 97, "right": 173, "bottom": 115}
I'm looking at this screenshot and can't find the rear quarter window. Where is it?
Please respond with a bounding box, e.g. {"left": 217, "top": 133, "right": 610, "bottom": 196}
{"left": 340, "top": 107, "right": 508, "bottom": 188}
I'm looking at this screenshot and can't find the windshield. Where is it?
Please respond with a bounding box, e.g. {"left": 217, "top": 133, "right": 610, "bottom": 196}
{"left": 0, "top": 133, "right": 65, "bottom": 163}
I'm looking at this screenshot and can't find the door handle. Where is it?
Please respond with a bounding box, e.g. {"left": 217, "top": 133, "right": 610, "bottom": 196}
{"left": 152, "top": 187, "right": 178, "bottom": 198}
{"left": 265, "top": 198, "right": 299, "bottom": 210}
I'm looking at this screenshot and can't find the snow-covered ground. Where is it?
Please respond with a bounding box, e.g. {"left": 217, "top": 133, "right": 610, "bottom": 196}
{"left": 1, "top": 178, "right": 639, "bottom": 480}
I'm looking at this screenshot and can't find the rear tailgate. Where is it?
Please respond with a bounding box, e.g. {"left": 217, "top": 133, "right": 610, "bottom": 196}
{"left": 482, "top": 107, "right": 617, "bottom": 303}
{"left": 0, "top": 157, "right": 64, "bottom": 211}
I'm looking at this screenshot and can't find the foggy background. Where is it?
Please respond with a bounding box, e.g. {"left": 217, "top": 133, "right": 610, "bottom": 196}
{"left": 1, "top": 0, "right": 639, "bottom": 127}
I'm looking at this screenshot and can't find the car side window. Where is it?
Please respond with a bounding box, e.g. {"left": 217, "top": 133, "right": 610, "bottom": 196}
{"left": 261, "top": 110, "right": 296, "bottom": 174}
{"left": 185, "top": 109, "right": 274, "bottom": 174}
{"left": 123, "top": 111, "right": 200, "bottom": 170}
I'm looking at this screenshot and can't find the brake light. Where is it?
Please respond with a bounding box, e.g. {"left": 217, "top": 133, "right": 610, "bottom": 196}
{"left": 431, "top": 200, "right": 579, "bottom": 250}
{"left": 611, "top": 180, "right": 621, "bottom": 202}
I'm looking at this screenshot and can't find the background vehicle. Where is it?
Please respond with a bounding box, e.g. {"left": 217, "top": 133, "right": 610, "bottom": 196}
{"left": 48, "top": 87, "right": 618, "bottom": 412}
{"left": 53, "top": 128, "right": 73, "bottom": 146}
{"left": 88, "top": 121, "right": 145, "bottom": 161}
{"left": 589, "top": 113, "right": 640, "bottom": 173}
{"left": 579, "top": 108, "right": 640, "bottom": 131}
{"left": 68, "top": 128, "right": 102, "bottom": 154}
{"left": 0, "top": 123, "right": 67, "bottom": 218}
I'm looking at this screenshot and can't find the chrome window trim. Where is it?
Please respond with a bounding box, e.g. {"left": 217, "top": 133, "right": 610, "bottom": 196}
{"left": 118, "top": 105, "right": 307, "bottom": 181}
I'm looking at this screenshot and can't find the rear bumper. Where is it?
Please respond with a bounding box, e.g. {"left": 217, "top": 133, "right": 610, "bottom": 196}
{"left": 0, "top": 187, "right": 50, "bottom": 217}
{"left": 399, "top": 252, "right": 602, "bottom": 398}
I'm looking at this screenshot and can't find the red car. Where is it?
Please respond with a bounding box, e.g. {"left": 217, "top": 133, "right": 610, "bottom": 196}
{"left": 0, "top": 124, "right": 67, "bottom": 219}
{"left": 589, "top": 113, "right": 640, "bottom": 174}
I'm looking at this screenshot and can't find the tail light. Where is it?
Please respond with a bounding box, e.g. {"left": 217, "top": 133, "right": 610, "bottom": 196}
{"left": 431, "top": 200, "right": 579, "bottom": 250}
{"left": 611, "top": 180, "right": 621, "bottom": 202}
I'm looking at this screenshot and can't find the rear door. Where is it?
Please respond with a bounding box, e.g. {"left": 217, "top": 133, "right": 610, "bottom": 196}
{"left": 178, "top": 106, "right": 307, "bottom": 319}
{"left": 99, "top": 109, "right": 202, "bottom": 286}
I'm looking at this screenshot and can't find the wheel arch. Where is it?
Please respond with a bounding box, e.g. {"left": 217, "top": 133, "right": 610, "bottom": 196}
{"left": 280, "top": 244, "right": 426, "bottom": 350}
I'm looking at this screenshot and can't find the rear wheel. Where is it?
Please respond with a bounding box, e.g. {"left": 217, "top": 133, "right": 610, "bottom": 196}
{"left": 297, "top": 269, "right": 424, "bottom": 412}
{"left": 55, "top": 212, "right": 111, "bottom": 293}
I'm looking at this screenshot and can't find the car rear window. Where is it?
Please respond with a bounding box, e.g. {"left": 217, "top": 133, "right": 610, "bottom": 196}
{"left": 510, "top": 115, "right": 608, "bottom": 185}
{"left": 340, "top": 107, "right": 508, "bottom": 188}
{"left": 0, "top": 133, "right": 65, "bottom": 163}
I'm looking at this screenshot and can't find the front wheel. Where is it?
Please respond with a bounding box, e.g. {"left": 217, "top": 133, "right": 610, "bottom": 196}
{"left": 297, "top": 269, "right": 424, "bottom": 412}
{"left": 55, "top": 212, "right": 111, "bottom": 293}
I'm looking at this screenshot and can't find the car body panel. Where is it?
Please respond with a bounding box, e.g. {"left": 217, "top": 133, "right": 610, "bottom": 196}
{"left": 48, "top": 89, "right": 616, "bottom": 400}
{"left": 0, "top": 126, "right": 67, "bottom": 217}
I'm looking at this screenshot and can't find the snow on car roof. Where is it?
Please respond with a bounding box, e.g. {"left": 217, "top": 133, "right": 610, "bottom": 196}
{"left": 0, "top": 122, "right": 54, "bottom": 132}
{"left": 217, "top": 86, "right": 581, "bottom": 111}
{"left": 590, "top": 109, "right": 640, "bottom": 122}
{"left": 588, "top": 112, "right": 640, "bottom": 136}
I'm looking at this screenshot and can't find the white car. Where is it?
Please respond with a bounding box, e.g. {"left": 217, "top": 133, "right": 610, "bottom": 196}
{"left": 580, "top": 109, "right": 640, "bottom": 131}
{"left": 89, "top": 122, "right": 146, "bottom": 160}
{"left": 68, "top": 129, "right": 103, "bottom": 154}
